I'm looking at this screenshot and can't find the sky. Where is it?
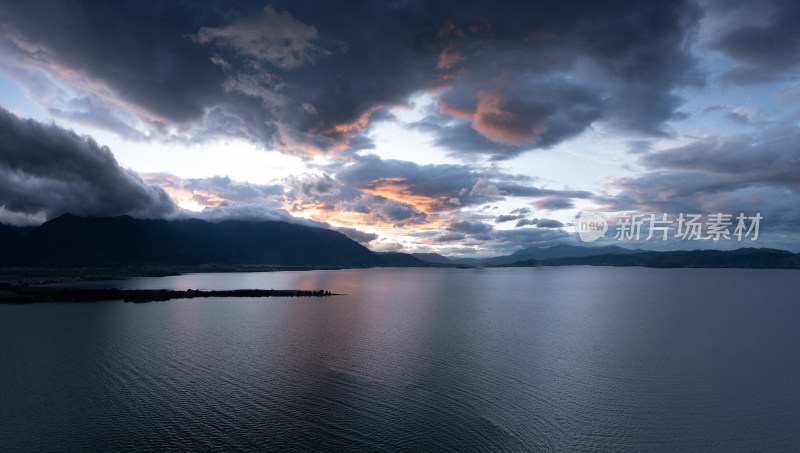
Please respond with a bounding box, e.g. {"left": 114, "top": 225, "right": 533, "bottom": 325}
{"left": 0, "top": 0, "right": 799, "bottom": 256}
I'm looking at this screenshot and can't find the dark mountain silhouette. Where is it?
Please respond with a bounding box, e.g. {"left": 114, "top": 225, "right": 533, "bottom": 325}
{"left": 509, "top": 244, "right": 640, "bottom": 261}
{"left": 505, "top": 248, "right": 800, "bottom": 269}
{"left": 2, "top": 215, "right": 797, "bottom": 270}
{"left": 411, "top": 252, "right": 455, "bottom": 264}
{"left": 0, "top": 214, "right": 394, "bottom": 267}
{"left": 374, "top": 252, "right": 427, "bottom": 267}
{"left": 414, "top": 244, "right": 642, "bottom": 266}
{"left": 0, "top": 224, "right": 21, "bottom": 259}
{"left": 413, "top": 244, "right": 800, "bottom": 269}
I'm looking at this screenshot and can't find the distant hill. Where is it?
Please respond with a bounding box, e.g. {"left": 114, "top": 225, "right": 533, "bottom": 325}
{"left": 411, "top": 252, "right": 455, "bottom": 264}
{"left": 508, "top": 244, "right": 640, "bottom": 261}
{"left": 0, "top": 224, "right": 21, "bottom": 258}
{"left": 413, "top": 244, "right": 800, "bottom": 270}
{"left": 504, "top": 248, "right": 800, "bottom": 269}
{"left": 414, "top": 244, "right": 642, "bottom": 266}
{"left": 0, "top": 214, "right": 386, "bottom": 268}
{"left": 375, "top": 252, "right": 428, "bottom": 267}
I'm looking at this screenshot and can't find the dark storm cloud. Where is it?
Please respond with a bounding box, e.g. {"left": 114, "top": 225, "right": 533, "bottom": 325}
{"left": 639, "top": 124, "right": 800, "bottom": 188}
{"left": 0, "top": 1, "right": 227, "bottom": 123}
{"left": 189, "top": 5, "right": 330, "bottom": 69}
{"left": 595, "top": 125, "right": 800, "bottom": 241}
{"left": 711, "top": 0, "right": 800, "bottom": 84}
{"left": 0, "top": 106, "right": 370, "bottom": 228}
{"left": 0, "top": 0, "right": 704, "bottom": 157}
{"left": 423, "top": 81, "right": 605, "bottom": 159}
{"left": 415, "top": 0, "right": 701, "bottom": 155}
{"left": 0, "top": 107, "right": 177, "bottom": 223}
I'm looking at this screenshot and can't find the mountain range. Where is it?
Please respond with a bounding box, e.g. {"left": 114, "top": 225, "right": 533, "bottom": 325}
{"left": 1, "top": 214, "right": 797, "bottom": 270}
{"left": 0, "top": 214, "right": 423, "bottom": 268}
{"left": 413, "top": 244, "right": 641, "bottom": 266}
{"left": 503, "top": 248, "right": 800, "bottom": 269}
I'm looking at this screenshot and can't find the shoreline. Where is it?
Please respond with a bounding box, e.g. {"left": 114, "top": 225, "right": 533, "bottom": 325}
{"left": 2, "top": 256, "right": 798, "bottom": 288}
{"left": 0, "top": 284, "right": 338, "bottom": 304}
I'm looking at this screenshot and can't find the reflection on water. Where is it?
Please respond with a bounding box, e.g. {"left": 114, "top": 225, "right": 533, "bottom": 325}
{"left": 3, "top": 267, "right": 800, "bottom": 451}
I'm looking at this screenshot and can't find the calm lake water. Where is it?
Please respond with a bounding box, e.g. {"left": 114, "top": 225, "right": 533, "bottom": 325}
{"left": 2, "top": 267, "right": 799, "bottom": 451}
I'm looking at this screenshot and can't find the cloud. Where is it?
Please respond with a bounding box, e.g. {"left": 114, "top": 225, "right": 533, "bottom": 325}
{"left": 435, "top": 232, "right": 467, "bottom": 242}
{"left": 594, "top": 124, "right": 800, "bottom": 241}
{"left": 635, "top": 124, "right": 800, "bottom": 191}
{"left": 592, "top": 124, "right": 800, "bottom": 233}
{"left": 292, "top": 173, "right": 340, "bottom": 198}
{"left": 334, "top": 154, "right": 591, "bottom": 211}
{"left": 496, "top": 214, "right": 525, "bottom": 223}
{"left": 333, "top": 226, "right": 378, "bottom": 244}
{"left": 0, "top": 108, "right": 177, "bottom": 224}
{"left": 144, "top": 173, "right": 287, "bottom": 209}
{"left": 0, "top": 109, "right": 337, "bottom": 229}
{"left": 3, "top": 1, "right": 797, "bottom": 254}
{"left": 448, "top": 220, "right": 494, "bottom": 235}
{"left": 370, "top": 240, "right": 405, "bottom": 252}
{"left": 0, "top": 0, "right": 704, "bottom": 157}
{"left": 488, "top": 227, "right": 571, "bottom": 250}
{"left": 514, "top": 218, "right": 564, "bottom": 228}
{"left": 187, "top": 202, "right": 327, "bottom": 228}
{"left": 190, "top": 6, "right": 329, "bottom": 69}
{"left": 379, "top": 201, "right": 425, "bottom": 223}
{"left": 532, "top": 196, "right": 576, "bottom": 211}
{"left": 428, "top": 82, "right": 605, "bottom": 158}
{"left": 533, "top": 218, "right": 564, "bottom": 228}
{"left": 0, "top": 2, "right": 224, "bottom": 126}
{"left": 711, "top": 0, "right": 800, "bottom": 84}
{"left": 437, "top": 47, "right": 466, "bottom": 69}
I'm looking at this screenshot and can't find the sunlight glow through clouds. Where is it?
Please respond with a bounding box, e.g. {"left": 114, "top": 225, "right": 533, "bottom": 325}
{"left": 366, "top": 92, "right": 462, "bottom": 166}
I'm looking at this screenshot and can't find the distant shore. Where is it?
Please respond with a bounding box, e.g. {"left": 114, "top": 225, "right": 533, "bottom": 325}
{"left": 2, "top": 248, "right": 799, "bottom": 288}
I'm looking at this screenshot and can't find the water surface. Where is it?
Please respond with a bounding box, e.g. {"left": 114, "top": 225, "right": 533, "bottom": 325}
{"left": 2, "top": 267, "right": 799, "bottom": 451}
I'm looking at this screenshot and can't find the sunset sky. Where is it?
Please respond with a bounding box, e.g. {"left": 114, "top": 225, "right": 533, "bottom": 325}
{"left": 1, "top": 0, "right": 799, "bottom": 255}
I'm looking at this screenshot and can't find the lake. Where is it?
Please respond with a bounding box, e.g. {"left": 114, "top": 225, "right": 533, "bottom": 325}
{"left": 2, "top": 267, "right": 799, "bottom": 451}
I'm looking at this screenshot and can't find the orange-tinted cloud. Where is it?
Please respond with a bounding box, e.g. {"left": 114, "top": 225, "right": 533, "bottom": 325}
{"left": 471, "top": 90, "right": 545, "bottom": 146}
{"left": 358, "top": 177, "right": 454, "bottom": 214}
{"left": 438, "top": 97, "right": 474, "bottom": 119}
{"left": 437, "top": 47, "right": 466, "bottom": 69}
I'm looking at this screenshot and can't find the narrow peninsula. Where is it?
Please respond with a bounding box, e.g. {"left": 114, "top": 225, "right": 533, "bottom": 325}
{"left": 0, "top": 284, "right": 337, "bottom": 304}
